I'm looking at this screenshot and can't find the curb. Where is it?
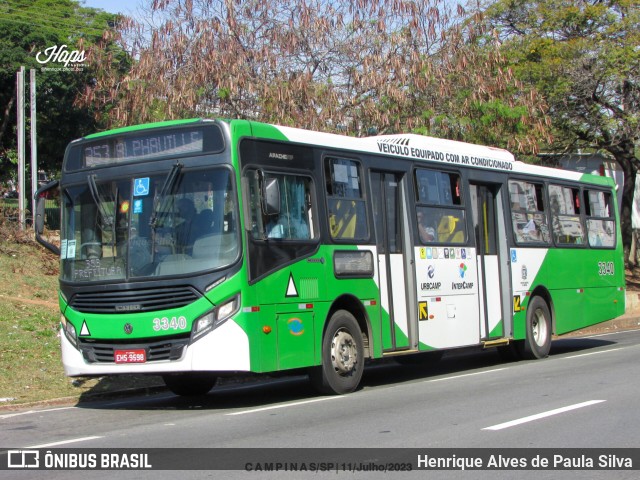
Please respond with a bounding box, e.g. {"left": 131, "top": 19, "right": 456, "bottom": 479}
{"left": 0, "top": 385, "right": 168, "bottom": 412}
{"left": 561, "top": 314, "right": 640, "bottom": 338}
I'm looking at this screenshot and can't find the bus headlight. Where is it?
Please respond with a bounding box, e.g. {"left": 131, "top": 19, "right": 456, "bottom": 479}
{"left": 192, "top": 312, "right": 215, "bottom": 341}
{"left": 191, "top": 295, "right": 240, "bottom": 342}
{"left": 215, "top": 295, "right": 240, "bottom": 322}
{"left": 61, "top": 315, "right": 78, "bottom": 348}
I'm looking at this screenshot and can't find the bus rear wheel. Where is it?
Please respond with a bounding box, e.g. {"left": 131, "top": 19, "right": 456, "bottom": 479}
{"left": 162, "top": 372, "right": 217, "bottom": 396}
{"left": 310, "top": 310, "right": 364, "bottom": 395}
{"left": 518, "top": 296, "right": 552, "bottom": 360}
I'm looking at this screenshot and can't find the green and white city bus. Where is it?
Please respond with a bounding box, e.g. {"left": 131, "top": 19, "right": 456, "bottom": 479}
{"left": 35, "top": 118, "right": 625, "bottom": 396}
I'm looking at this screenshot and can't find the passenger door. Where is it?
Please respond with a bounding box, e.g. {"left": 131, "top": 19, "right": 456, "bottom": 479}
{"left": 370, "top": 171, "right": 413, "bottom": 351}
{"left": 470, "top": 183, "right": 509, "bottom": 339}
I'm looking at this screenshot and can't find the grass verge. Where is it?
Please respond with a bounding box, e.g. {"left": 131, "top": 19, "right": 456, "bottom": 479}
{"left": 0, "top": 218, "right": 163, "bottom": 407}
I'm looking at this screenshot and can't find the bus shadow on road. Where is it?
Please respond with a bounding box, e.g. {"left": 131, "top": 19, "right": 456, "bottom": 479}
{"left": 76, "top": 373, "right": 322, "bottom": 412}
{"left": 360, "top": 335, "right": 618, "bottom": 389}
{"left": 549, "top": 335, "right": 617, "bottom": 356}
{"left": 76, "top": 336, "right": 618, "bottom": 411}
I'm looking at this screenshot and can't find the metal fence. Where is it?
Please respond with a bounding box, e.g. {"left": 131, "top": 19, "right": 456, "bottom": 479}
{"left": 0, "top": 198, "right": 60, "bottom": 231}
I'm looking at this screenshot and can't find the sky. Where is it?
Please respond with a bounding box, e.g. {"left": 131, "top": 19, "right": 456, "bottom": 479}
{"left": 81, "top": 0, "right": 146, "bottom": 16}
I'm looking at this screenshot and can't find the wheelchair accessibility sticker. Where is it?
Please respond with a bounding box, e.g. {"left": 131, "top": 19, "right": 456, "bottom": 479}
{"left": 134, "top": 178, "right": 150, "bottom": 196}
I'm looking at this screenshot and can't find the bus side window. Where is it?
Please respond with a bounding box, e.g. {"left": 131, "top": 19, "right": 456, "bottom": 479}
{"left": 245, "top": 169, "right": 315, "bottom": 241}
{"left": 549, "top": 184, "right": 585, "bottom": 246}
{"left": 509, "top": 180, "right": 550, "bottom": 244}
{"left": 325, "top": 157, "right": 368, "bottom": 241}
{"left": 585, "top": 189, "right": 616, "bottom": 248}
{"left": 415, "top": 169, "right": 466, "bottom": 245}
{"left": 415, "top": 170, "right": 461, "bottom": 206}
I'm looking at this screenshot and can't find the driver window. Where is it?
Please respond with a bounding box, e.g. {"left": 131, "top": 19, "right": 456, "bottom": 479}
{"left": 247, "top": 170, "right": 315, "bottom": 241}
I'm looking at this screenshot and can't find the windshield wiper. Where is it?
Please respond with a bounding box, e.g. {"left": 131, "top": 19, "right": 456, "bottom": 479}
{"left": 87, "top": 174, "right": 118, "bottom": 258}
{"left": 149, "top": 163, "right": 183, "bottom": 229}
{"left": 87, "top": 174, "right": 115, "bottom": 228}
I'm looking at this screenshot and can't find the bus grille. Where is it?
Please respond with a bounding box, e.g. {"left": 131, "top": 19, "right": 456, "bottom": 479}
{"left": 79, "top": 336, "right": 190, "bottom": 363}
{"left": 68, "top": 286, "right": 201, "bottom": 314}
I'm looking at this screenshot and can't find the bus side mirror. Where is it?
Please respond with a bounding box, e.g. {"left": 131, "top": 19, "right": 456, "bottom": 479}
{"left": 262, "top": 176, "right": 281, "bottom": 216}
{"left": 35, "top": 195, "right": 45, "bottom": 233}
{"left": 34, "top": 180, "right": 60, "bottom": 255}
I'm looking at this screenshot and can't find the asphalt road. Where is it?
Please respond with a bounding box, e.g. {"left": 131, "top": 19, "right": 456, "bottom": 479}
{"left": 2, "top": 328, "right": 640, "bottom": 479}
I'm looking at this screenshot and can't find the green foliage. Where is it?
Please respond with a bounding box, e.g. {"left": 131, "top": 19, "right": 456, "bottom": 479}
{"left": 485, "top": 0, "right": 640, "bottom": 261}
{"left": 486, "top": 0, "right": 639, "bottom": 153}
{"left": 0, "top": 0, "right": 126, "bottom": 182}
{"left": 217, "top": 87, "right": 231, "bottom": 100}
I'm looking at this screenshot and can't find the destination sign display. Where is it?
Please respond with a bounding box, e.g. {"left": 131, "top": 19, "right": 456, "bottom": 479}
{"left": 83, "top": 129, "right": 204, "bottom": 167}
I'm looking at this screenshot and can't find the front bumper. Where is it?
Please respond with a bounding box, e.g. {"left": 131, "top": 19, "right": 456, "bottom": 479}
{"left": 61, "top": 318, "right": 250, "bottom": 376}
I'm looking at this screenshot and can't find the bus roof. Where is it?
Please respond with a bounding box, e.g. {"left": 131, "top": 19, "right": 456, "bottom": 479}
{"left": 80, "top": 118, "right": 206, "bottom": 141}
{"left": 75, "top": 118, "right": 614, "bottom": 187}
{"left": 256, "top": 121, "right": 613, "bottom": 186}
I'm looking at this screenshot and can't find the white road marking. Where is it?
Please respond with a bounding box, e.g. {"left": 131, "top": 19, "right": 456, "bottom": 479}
{"left": 226, "top": 396, "right": 344, "bottom": 416}
{"left": 0, "top": 406, "right": 76, "bottom": 420}
{"left": 483, "top": 400, "right": 606, "bottom": 431}
{"left": 563, "top": 348, "right": 624, "bottom": 359}
{"left": 426, "top": 368, "right": 507, "bottom": 383}
{"left": 585, "top": 328, "right": 640, "bottom": 338}
{"left": 24, "top": 436, "right": 103, "bottom": 448}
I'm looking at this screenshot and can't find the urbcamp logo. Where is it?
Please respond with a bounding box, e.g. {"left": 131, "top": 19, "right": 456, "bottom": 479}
{"left": 427, "top": 265, "right": 435, "bottom": 279}
{"left": 36, "top": 44, "right": 86, "bottom": 72}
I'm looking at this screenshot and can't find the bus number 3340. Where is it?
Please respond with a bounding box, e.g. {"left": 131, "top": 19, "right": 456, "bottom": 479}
{"left": 153, "top": 316, "right": 188, "bottom": 332}
{"left": 598, "top": 261, "right": 615, "bottom": 276}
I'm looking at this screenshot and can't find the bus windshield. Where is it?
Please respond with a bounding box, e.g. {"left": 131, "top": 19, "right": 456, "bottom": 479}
{"left": 60, "top": 167, "right": 239, "bottom": 282}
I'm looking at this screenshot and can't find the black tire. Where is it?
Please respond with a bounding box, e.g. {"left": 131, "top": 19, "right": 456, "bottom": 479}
{"left": 162, "top": 372, "right": 217, "bottom": 396}
{"left": 310, "top": 310, "right": 364, "bottom": 395}
{"left": 395, "top": 350, "right": 444, "bottom": 366}
{"left": 517, "top": 296, "right": 552, "bottom": 360}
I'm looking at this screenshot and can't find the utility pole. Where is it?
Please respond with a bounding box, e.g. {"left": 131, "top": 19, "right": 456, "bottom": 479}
{"left": 30, "top": 68, "right": 37, "bottom": 225}
{"left": 16, "top": 66, "right": 25, "bottom": 230}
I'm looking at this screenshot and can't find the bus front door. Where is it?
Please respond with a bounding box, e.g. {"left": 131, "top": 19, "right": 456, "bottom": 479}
{"left": 370, "top": 171, "right": 415, "bottom": 352}
{"left": 470, "top": 183, "right": 511, "bottom": 340}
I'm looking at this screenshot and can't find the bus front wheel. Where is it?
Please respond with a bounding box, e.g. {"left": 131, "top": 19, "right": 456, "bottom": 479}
{"left": 518, "top": 296, "right": 552, "bottom": 360}
{"left": 310, "top": 310, "right": 364, "bottom": 395}
{"left": 162, "top": 372, "right": 217, "bottom": 396}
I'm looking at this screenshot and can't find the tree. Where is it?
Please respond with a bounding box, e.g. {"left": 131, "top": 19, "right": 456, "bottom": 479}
{"left": 484, "top": 0, "right": 640, "bottom": 263}
{"left": 81, "top": 0, "right": 548, "bottom": 154}
{"left": 0, "top": 0, "right": 127, "bottom": 182}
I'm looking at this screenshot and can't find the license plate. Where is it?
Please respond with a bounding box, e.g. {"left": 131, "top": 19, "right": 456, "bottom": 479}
{"left": 114, "top": 349, "right": 146, "bottom": 364}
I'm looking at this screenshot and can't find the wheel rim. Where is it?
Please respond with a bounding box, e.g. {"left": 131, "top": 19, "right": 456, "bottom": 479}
{"left": 330, "top": 328, "right": 358, "bottom": 376}
{"left": 531, "top": 308, "right": 548, "bottom": 347}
